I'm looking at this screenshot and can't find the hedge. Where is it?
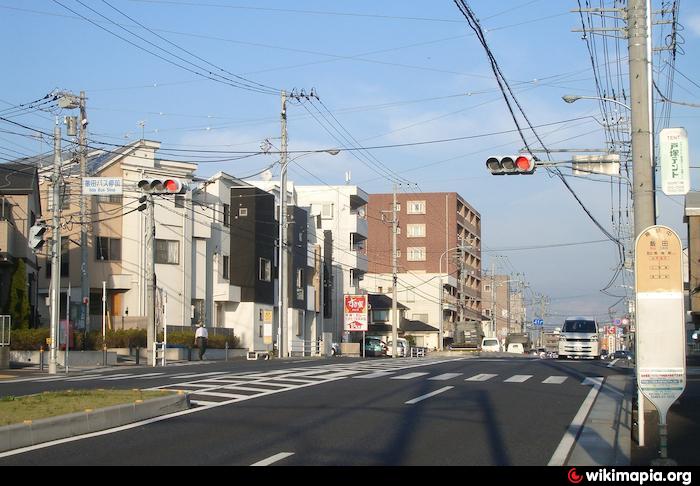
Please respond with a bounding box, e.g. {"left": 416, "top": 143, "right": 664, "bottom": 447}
{"left": 9, "top": 327, "right": 238, "bottom": 350}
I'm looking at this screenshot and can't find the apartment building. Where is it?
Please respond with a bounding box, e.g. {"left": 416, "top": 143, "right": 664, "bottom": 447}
{"left": 363, "top": 192, "right": 482, "bottom": 347}
{"left": 33, "top": 140, "right": 206, "bottom": 332}
{"left": 0, "top": 163, "right": 42, "bottom": 326}
{"left": 295, "top": 185, "right": 369, "bottom": 342}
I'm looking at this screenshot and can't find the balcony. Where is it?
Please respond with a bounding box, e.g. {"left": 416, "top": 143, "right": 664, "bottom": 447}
{"left": 0, "top": 220, "right": 18, "bottom": 262}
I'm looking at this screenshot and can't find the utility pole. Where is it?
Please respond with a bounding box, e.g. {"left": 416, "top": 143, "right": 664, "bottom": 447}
{"left": 391, "top": 184, "right": 398, "bottom": 358}
{"left": 490, "top": 262, "right": 496, "bottom": 339}
{"left": 145, "top": 194, "right": 156, "bottom": 360}
{"left": 49, "top": 122, "right": 62, "bottom": 375}
{"left": 78, "top": 92, "right": 89, "bottom": 336}
{"left": 628, "top": 0, "right": 655, "bottom": 236}
{"left": 278, "top": 90, "right": 289, "bottom": 358}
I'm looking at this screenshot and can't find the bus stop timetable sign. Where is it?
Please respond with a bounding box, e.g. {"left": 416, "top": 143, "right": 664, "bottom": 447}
{"left": 634, "top": 225, "right": 686, "bottom": 426}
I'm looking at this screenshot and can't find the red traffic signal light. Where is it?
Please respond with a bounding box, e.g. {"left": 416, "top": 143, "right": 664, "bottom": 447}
{"left": 137, "top": 178, "right": 187, "bottom": 194}
{"left": 485, "top": 154, "right": 536, "bottom": 175}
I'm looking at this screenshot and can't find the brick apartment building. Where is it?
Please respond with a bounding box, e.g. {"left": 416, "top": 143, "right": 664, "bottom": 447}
{"left": 363, "top": 192, "right": 482, "bottom": 347}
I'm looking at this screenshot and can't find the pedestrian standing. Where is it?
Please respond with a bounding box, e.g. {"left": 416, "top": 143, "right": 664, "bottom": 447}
{"left": 195, "top": 323, "right": 208, "bottom": 360}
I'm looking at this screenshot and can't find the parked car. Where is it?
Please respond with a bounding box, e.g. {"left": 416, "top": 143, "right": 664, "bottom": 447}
{"left": 481, "top": 337, "right": 501, "bottom": 352}
{"left": 386, "top": 338, "right": 408, "bottom": 357}
{"left": 506, "top": 343, "right": 524, "bottom": 354}
{"left": 364, "top": 336, "right": 388, "bottom": 357}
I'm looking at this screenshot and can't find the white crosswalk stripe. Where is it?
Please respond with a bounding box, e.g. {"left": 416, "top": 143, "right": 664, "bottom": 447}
{"left": 429, "top": 373, "right": 463, "bottom": 381}
{"left": 466, "top": 373, "right": 498, "bottom": 382}
{"left": 354, "top": 371, "right": 396, "bottom": 379}
{"left": 391, "top": 372, "right": 430, "bottom": 380}
{"left": 504, "top": 375, "right": 533, "bottom": 383}
{"left": 542, "top": 376, "right": 568, "bottom": 384}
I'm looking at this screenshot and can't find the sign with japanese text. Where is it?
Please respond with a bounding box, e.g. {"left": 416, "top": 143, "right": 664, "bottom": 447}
{"left": 82, "top": 177, "right": 123, "bottom": 195}
{"left": 635, "top": 225, "right": 686, "bottom": 424}
{"left": 344, "top": 295, "right": 368, "bottom": 332}
{"left": 659, "top": 127, "right": 690, "bottom": 196}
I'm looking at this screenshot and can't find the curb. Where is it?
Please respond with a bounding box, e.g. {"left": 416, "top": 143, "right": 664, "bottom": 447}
{"left": 0, "top": 392, "right": 190, "bottom": 453}
{"left": 566, "top": 374, "right": 633, "bottom": 466}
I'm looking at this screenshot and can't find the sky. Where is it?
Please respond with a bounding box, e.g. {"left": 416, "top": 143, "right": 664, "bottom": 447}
{"left": 1, "top": 0, "right": 699, "bottom": 328}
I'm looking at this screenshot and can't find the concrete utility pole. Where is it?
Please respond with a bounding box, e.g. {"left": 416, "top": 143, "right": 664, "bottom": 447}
{"left": 78, "top": 92, "right": 89, "bottom": 335}
{"left": 49, "top": 123, "right": 62, "bottom": 374}
{"left": 627, "top": 0, "right": 655, "bottom": 236}
{"left": 146, "top": 194, "right": 156, "bottom": 359}
{"left": 278, "top": 90, "right": 289, "bottom": 358}
{"left": 391, "top": 183, "right": 398, "bottom": 358}
{"left": 490, "top": 262, "right": 496, "bottom": 339}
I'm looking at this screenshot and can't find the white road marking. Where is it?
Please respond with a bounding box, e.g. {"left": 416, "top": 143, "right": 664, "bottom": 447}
{"left": 548, "top": 376, "right": 605, "bottom": 466}
{"left": 354, "top": 371, "right": 395, "bottom": 379}
{"left": 168, "top": 372, "right": 227, "bottom": 380}
{"left": 607, "top": 359, "right": 620, "bottom": 368}
{"left": 251, "top": 452, "right": 295, "bottom": 466}
{"left": 405, "top": 386, "right": 454, "bottom": 404}
{"left": 465, "top": 373, "right": 498, "bottom": 382}
{"left": 64, "top": 375, "right": 106, "bottom": 382}
{"left": 542, "top": 376, "right": 568, "bottom": 384}
{"left": 504, "top": 375, "right": 533, "bottom": 383}
{"left": 391, "top": 372, "right": 430, "bottom": 380}
{"left": 428, "top": 373, "right": 462, "bottom": 381}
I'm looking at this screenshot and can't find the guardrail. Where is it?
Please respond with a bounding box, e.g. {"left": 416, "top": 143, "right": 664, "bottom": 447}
{"left": 290, "top": 340, "right": 321, "bottom": 357}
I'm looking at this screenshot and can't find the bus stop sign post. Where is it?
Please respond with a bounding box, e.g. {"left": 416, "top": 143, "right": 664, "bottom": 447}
{"left": 634, "top": 225, "right": 687, "bottom": 465}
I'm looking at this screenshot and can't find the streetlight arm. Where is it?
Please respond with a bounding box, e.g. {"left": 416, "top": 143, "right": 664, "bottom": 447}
{"left": 562, "top": 95, "right": 631, "bottom": 111}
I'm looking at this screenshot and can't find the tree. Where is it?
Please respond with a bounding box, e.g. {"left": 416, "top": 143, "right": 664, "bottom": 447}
{"left": 7, "top": 259, "right": 30, "bottom": 329}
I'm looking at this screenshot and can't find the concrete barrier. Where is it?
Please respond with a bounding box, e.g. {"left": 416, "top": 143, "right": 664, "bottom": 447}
{"left": 0, "top": 392, "right": 189, "bottom": 453}
{"left": 10, "top": 350, "right": 117, "bottom": 367}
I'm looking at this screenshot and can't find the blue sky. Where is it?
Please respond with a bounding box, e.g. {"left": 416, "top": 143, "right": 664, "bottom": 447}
{"left": 2, "top": 0, "right": 699, "bottom": 326}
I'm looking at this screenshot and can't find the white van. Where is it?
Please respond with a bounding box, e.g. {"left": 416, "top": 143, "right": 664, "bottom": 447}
{"left": 506, "top": 343, "right": 524, "bottom": 354}
{"left": 481, "top": 337, "right": 501, "bottom": 352}
{"left": 558, "top": 316, "right": 600, "bottom": 360}
{"left": 386, "top": 337, "right": 408, "bottom": 357}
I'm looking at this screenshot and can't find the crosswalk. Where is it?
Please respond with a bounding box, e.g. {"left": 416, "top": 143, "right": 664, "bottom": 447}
{"left": 0, "top": 358, "right": 602, "bottom": 404}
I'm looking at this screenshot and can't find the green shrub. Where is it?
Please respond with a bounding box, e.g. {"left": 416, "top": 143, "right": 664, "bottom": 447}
{"left": 160, "top": 331, "right": 239, "bottom": 349}
{"left": 9, "top": 328, "right": 50, "bottom": 350}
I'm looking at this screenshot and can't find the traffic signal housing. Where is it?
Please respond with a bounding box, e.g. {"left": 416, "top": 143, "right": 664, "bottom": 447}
{"left": 137, "top": 178, "right": 188, "bottom": 194}
{"left": 485, "top": 154, "right": 536, "bottom": 175}
{"left": 28, "top": 221, "right": 47, "bottom": 251}
{"left": 137, "top": 195, "right": 148, "bottom": 212}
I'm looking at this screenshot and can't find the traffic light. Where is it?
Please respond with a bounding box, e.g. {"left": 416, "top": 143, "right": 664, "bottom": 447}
{"left": 28, "top": 221, "right": 47, "bottom": 251}
{"left": 137, "top": 178, "right": 188, "bottom": 194}
{"left": 485, "top": 154, "right": 536, "bottom": 175}
{"left": 137, "top": 195, "right": 148, "bottom": 212}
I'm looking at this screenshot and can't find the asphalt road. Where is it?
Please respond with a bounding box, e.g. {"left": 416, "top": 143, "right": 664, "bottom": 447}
{"left": 0, "top": 356, "right": 630, "bottom": 466}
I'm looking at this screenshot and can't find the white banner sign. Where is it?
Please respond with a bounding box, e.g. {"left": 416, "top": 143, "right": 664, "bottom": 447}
{"left": 82, "top": 177, "right": 123, "bottom": 195}
{"left": 659, "top": 128, "right": 690, "bottom": 196}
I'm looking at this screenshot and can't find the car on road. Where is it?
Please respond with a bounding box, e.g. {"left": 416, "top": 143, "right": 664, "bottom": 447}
{"left": 386, "top": 338, "right": 408, "bottom": 357}
{"left": 612, "top": 350, "right": 633, "bottom": 361}
{"left": 506, "top": 343, "right": 524, "bottom": 354}
{"left": 481, "top": 337, "right": 501, "bottom": 352}
{"left": 364, "top": 336, "right": 388, "bottom": 357}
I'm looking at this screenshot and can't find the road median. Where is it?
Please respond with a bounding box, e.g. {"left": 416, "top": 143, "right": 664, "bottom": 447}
{"left": 0, "top": 389, "right": 190, "bottom": 453}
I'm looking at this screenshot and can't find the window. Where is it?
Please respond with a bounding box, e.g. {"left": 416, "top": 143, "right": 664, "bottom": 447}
{"left": 155, "top": 239, "right": 179, "bottom": 265}
{"left": 373, "top": 310, "right": 390, "bottom": 322}
{"left": 95, "top": 237, "right": 121, "bottom": 261}
{"left": 95, "top": 194, "right": 123, "bottom": 204}
{"left": 46, "top": 236, "right": 70, "bottom": 277}
{"left": 239, "top": 207, "right": 248, "bottom": 217}
{"left": 395, "top": 249, "right": 401, "bottom": 258}
{"left": 223, "top": 203, "right": 231, "bottom": 227}
{"left": 484, "top": 285, "right": 491, "bottom": 292}
{"left": 259, "top": 258, "right": 271, "bottom": 282}
{"left": 407, "top": 247, "right": 426, "bottom": 261}
{"left": 484, "top": 309, "right": 491, "bottom": 317}
{"left": 191, "top": 299, "right": 205, "bottom": 326}
{"left": 321, "top": 203, "right": 333, "bottom": 219}
{"left": 296, "top": 268, "right": 304, "bottom": 300}
{"left": 395, "top": 203, "right": 401, "bottom": 212}
{"left": 406, "top": 224, "right": 426, "bottom": 238}
{"left": 222, "top": 255, "right": 229, "bottom": 280}
{"left": 407, "top": 200, "right": 426, "bottom": 214}
{"left": 412, "top": 313, "right": 429, "bottom": 322}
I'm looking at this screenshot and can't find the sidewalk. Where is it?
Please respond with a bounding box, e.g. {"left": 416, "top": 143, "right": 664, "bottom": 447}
{"left": 566, "top": 373, "right": 633, "bottom": 466}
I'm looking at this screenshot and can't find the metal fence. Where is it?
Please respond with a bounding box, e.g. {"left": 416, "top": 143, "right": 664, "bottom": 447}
{"left": 0, "top": 315, "right": 9, "bottom": 347}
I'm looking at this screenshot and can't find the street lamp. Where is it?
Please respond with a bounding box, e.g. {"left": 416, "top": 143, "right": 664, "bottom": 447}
{"left": 561, "top": 95, "right": 631, "bottom": 111}
{"left": 277, "top": 140, "right": 339, "bottom": 358}
{"left": 438, "top": 241, "right": 474, "bottom": 351}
